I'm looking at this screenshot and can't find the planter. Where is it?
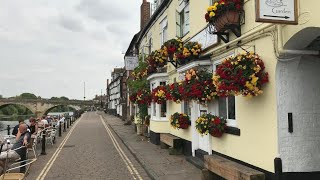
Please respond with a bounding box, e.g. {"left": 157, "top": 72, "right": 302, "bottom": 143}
{"left": 136, "top": 124, "right": 143, "bottom": 135}
{"left": 210, "top": 129, "right": 224, "bottom": 138}
{"left": 214, "top": 10, "right": 239, "bottom": 32}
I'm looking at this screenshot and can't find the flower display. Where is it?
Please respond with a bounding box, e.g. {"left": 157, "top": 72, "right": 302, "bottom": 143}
{"left": 162, "top": 39, "right": 183, "bottom": 58}
{"left": 136, "top": 89, "right": 152, "bottom": 105}
{"left": 184, "top": 69, "right": 217, "bottom": 103}
{"left": 213, "top": 52, "right": 269, "bottom": 97}
{"left": 152, "top": 85, "right": 168, "bottom": 104}
{"left": 178, "top": 42, "right": 202, "bottom": 65}
{"left": 166, "top": 82, "right": 185, "bottom": 103}
{"left": 205, "top": 0, "right": 243, "bottom": 23}
{"left": 196, "top": 113, "right": 227, "bottom": 137}
{"left": 209, "top": 115, "right": 227, "bottom": 137}
{"left": 131, "top": 68, "right": 148, "bottom": 80}
{"left": 170, "top": 112, "right": 191, "bottom": 129}
{"left": 129, "top": 92, "right": 138, "bottom": 104}
{"left": 195, "top": 114, "right": 212, "bottom": 135}
{"left": 153, "top": 49, "right": 168, "bottom": 67}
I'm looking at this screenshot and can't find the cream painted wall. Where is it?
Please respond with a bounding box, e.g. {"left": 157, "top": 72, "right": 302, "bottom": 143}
{"left": 150, "top": 120, "right": 170, "bottom": 133}
{"left": 211, "top": 36, "right": 278, "bottom": 173}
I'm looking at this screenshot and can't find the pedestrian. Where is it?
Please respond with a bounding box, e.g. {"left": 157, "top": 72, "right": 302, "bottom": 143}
{"left": 11, "top": 119, "right": 25, "bottom": 136}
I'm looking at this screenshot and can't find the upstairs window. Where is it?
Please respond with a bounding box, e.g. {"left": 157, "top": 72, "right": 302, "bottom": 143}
{"left": 176, "top": 2, "right": 190, "bottom": 38}
{"left": 160, "top": 17, "right": 168, "bottom": 46}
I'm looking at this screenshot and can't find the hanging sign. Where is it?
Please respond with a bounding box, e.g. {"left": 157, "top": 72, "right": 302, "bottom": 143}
{"left": 255, "top": 0, "right": 298, "bottom": 24}
{"left": 124, "top": 56, "right": 138, "bottom": 70}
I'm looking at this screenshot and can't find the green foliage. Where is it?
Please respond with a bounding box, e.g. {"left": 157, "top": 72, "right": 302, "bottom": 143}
{"left": 138, "top": 104, "right": 148, "bottom": 122}
{"left": 0, "top": 95, "right": 3, "bottom": 99}
{"left": 50, "top": 96, "right": 70, "bottom": 101}
{"left": 0, "top": 104, "right": 33, "bottom": 116}
{"left": 128, "top": 56, "right": 149, "bottom": 93}
{"left": 17, "top": 93, "right": 38, "bottom": 99}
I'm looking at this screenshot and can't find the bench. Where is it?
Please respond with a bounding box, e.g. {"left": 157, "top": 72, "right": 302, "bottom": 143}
{"left": 160, "top": 134, "right": 183, "bottom": 155}
{"left": 203, "top": 155, "right": 265, "bottom": 180}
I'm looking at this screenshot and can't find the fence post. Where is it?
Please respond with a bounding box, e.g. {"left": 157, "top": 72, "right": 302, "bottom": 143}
{"left": 41, "top": 130, "right": 47, "bottom": 155}
{"left": 63, "top": 120, "right": 66, "bottom": 132}
{"left": 7, "top": 125, "right": 10, "bottom": 135}
{"left": 59, "top": 122, "right": 62, "bottom": 137}
{"left": 67, "top": 118, "right": 69, "bottom": 129}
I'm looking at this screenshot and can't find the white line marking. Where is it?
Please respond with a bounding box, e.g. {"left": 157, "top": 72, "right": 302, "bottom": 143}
{"left": 100, "top": 115, "right": 143, "bottom": 180}
{"left": 36, "top": 115, "right": 82, "bottom": 180}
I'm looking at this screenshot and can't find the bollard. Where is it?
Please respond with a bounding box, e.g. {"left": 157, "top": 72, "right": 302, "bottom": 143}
{"left": 7, "top": 125, "right": 10, "bottom": 135}
{"left": 59, "top": 122, "right": 62, "bottom": 137}
{"left": 67, "top": 119, "right": 69, "bottom": 129}
{"left": 63, "top": 121, "right": 66, "bottom": 132}
{"left": 41, "top": 130, "right": 47, "bottom": 155}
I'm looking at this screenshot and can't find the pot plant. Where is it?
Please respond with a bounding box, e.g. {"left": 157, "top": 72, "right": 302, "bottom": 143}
{"left": 205, "top": 0, "right": 244, "bottom": 33}
{"left": 170, "top": 112, "right": 191, "bottom": 130}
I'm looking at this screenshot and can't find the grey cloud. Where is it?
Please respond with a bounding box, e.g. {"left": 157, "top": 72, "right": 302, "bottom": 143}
{"left": 58, "top": 15, "right": 84, "bottom": 32}
{"left": 76, "top": 0, "right": 127, "bottom": 22}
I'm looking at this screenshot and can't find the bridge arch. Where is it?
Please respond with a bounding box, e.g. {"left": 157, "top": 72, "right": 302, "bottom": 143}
{"left": 0, "top": 102, "right": 37, "bottom": 115}
{"left": 43, "top": 104, "right": 81, "bottom": 116}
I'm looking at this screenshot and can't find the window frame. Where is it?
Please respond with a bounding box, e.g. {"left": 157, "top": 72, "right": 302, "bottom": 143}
{"left": 176, "top": 2, "right": 190, "bottom": 38}
{"left": 160, "top": 16, "right": 168, "bottom": 46}
{"left": 150, "top": 79, "right": 168, "bottom": 121}
{"left": 213, "top": 54, "right": 237, "bottom": 128}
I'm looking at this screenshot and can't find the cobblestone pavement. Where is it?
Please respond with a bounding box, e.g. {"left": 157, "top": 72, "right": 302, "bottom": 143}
{"left": 101, "top": 113, "right": 201, "bottom": 180}
{"left": 28, "top": 112, "right": 150, "bottom": 180}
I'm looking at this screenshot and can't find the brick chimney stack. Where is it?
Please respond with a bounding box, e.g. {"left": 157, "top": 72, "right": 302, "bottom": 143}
{"left": 140, "top": 0, "right": 150, "bottom": 30}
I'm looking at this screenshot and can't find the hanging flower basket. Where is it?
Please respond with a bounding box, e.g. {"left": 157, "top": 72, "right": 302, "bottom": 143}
{"left": 170, "top": 112, "right": 191, "bottom": 130}
{"left": 195, "top": 114, "right": 212, "bottom": 135}
{"left": 209, "top": 115, "right": 227, "bottom": 137}
{"left": 152, "top": 85, "right": 168, "bottom": 104}
{"left": 205, "top": 0, "right": 243, "bottom": 33}
{"left": 213, "top": 52, "right": 269, "bottom": 97}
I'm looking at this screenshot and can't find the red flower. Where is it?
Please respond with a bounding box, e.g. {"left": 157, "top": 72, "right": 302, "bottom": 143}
{"left": 236, "top": 4, "right": 241, "bottom": 10}
{"left": 205, "top": 13, "right": 210, "bottom": 22}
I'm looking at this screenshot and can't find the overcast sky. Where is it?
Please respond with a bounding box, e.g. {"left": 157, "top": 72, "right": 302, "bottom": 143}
{"left": 0, "top": 0, "right": 142, "bottom": 100}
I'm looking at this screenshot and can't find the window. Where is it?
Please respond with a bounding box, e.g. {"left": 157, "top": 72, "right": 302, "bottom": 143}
{"left": 209, "top": 0, "right": 219, "bottom": 5}
{"left": 218, "top": 97, "right": 235, "bottom": 120}
{"left": 183, "top": 101, "right": 191, "bottom": 117}
{"left": 213, "top": 56, "right": 237, "bottom": 127}
{"left": 160, "top": 17, "right": 168, "bottom": 46}
{"left": 151, "top": 83, "right": 156, "bottom": 116}
{"left": 160, "top": 81, "right": 167, "bottom": 117}
{"left": 176, "top": 2, "right": 190, "bottom": 37}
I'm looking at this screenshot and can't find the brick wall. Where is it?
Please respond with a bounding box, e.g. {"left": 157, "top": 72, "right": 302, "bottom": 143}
{"left": 277, "top": 55, "right": 320, "bottom": 172}
{"left": 140, "top": 0, "right": 150, "bottom": 30}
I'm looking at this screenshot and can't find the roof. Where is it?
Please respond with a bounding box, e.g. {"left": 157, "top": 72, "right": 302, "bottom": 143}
{"left": 124, "top": 32, "right": 140, "bottom": 57}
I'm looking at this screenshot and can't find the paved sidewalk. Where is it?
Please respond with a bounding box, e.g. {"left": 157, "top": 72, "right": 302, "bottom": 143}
{"left": 101, "top": 113, "right": 201, "bottom": 180}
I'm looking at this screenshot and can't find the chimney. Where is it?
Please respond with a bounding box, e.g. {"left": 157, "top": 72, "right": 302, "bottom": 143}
{"left": 140, "top": 0, "right": 150, "bottom": 30}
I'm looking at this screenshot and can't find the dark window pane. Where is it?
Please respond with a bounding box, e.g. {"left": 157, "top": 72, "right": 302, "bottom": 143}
{"left": 218, "top": 97, "right": 227, "bottom": 119}
{"left": 161, "top": 103, "right": 166, "bottom": 117}
{"left": 228, "top": 96, "right": 235, "bottom": 119}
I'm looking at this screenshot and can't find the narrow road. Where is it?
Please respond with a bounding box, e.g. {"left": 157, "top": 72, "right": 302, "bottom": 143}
{"left": 36, "top": 112, "right": 149, "bottom": 180}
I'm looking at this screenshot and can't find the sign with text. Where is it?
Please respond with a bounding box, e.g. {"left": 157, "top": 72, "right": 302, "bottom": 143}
{"left": 124, "top": 56, "right": 138, "bottom": 70}
{"left": 255, "top": 0, "right": 298, "bottom": 24}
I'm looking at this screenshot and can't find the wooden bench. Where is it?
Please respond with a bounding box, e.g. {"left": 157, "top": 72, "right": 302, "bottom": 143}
{"left": 160, "top": 134, "right": 183, "bottom": 155}
{"left": 203, "top": 155, "right": 265, "bottom": 180}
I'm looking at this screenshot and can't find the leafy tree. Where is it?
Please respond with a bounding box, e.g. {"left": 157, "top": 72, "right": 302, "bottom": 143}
{"left": 60, "top": 96, "right": 69, "bottom": 101}
{"left": 18, "top": 93, "right": 37, "bottom": 99}
{"left": 0, "top": 95, "right": 3, "bottom": 99}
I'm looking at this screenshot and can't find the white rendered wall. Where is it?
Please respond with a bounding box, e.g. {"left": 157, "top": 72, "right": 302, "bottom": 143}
{"left": 277, "top": 55, "right": 320, "bottom": 172}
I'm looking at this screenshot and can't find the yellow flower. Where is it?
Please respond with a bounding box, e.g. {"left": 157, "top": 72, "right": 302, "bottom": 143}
{"left": 251, "top": 75, "right": 259, "bottom": 86}
{"left": 209, "top": 11, "right": 215, "bottom": 17}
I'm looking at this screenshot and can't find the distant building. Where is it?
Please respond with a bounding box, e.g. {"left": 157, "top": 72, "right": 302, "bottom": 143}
{"left": 106, "top": 68, "right": 127, "bottom": 120}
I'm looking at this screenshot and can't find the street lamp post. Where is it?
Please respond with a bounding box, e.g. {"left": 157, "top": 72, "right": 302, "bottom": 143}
{"left": 83, "top": 82, "right": 86, "bottom": 103}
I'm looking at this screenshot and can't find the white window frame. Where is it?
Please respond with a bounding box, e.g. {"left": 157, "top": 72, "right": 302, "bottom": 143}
{"left": 181, "top": 100, "right": 191, "bottom": 117}
{"left": 213, "top": 53, "right": 237, "bottom": 127}
{"left": 160, "top": 17, "right": 168, "bottom": 46}
{"left": 176, "top": 2, "right": 190, "bottom": 38}
{"left": 149, "top": 78, "right": 168, "bottom": 121}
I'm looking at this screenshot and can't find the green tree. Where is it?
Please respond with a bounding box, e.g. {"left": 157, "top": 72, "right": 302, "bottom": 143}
{"left": 18, "top": 93, "right": 38, "bottom": 99}
{"left": 60, "top": 96, "right": 69, "bottom": 101}
{"left": 0, "top": 95, "right": 3, "bottom": 99}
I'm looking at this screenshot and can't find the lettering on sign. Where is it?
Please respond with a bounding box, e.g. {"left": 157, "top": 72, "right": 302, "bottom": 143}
{"left": 255, "top": 0, "right": 298, "bottom": 24}
{"left": 124, "top": 56, "right": 139, "bottom": 70}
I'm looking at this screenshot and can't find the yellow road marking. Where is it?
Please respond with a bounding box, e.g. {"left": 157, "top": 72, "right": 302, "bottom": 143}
{"left": 36, "top": 115, "right": 82, "bottom": 180}
{"left": 100, "top": 115, "right": 143, "bottom": 180}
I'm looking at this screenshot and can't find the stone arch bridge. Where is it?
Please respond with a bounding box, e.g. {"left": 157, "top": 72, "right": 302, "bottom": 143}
{"left": 0, "top": 99, "right": 94, "bottom": 117}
